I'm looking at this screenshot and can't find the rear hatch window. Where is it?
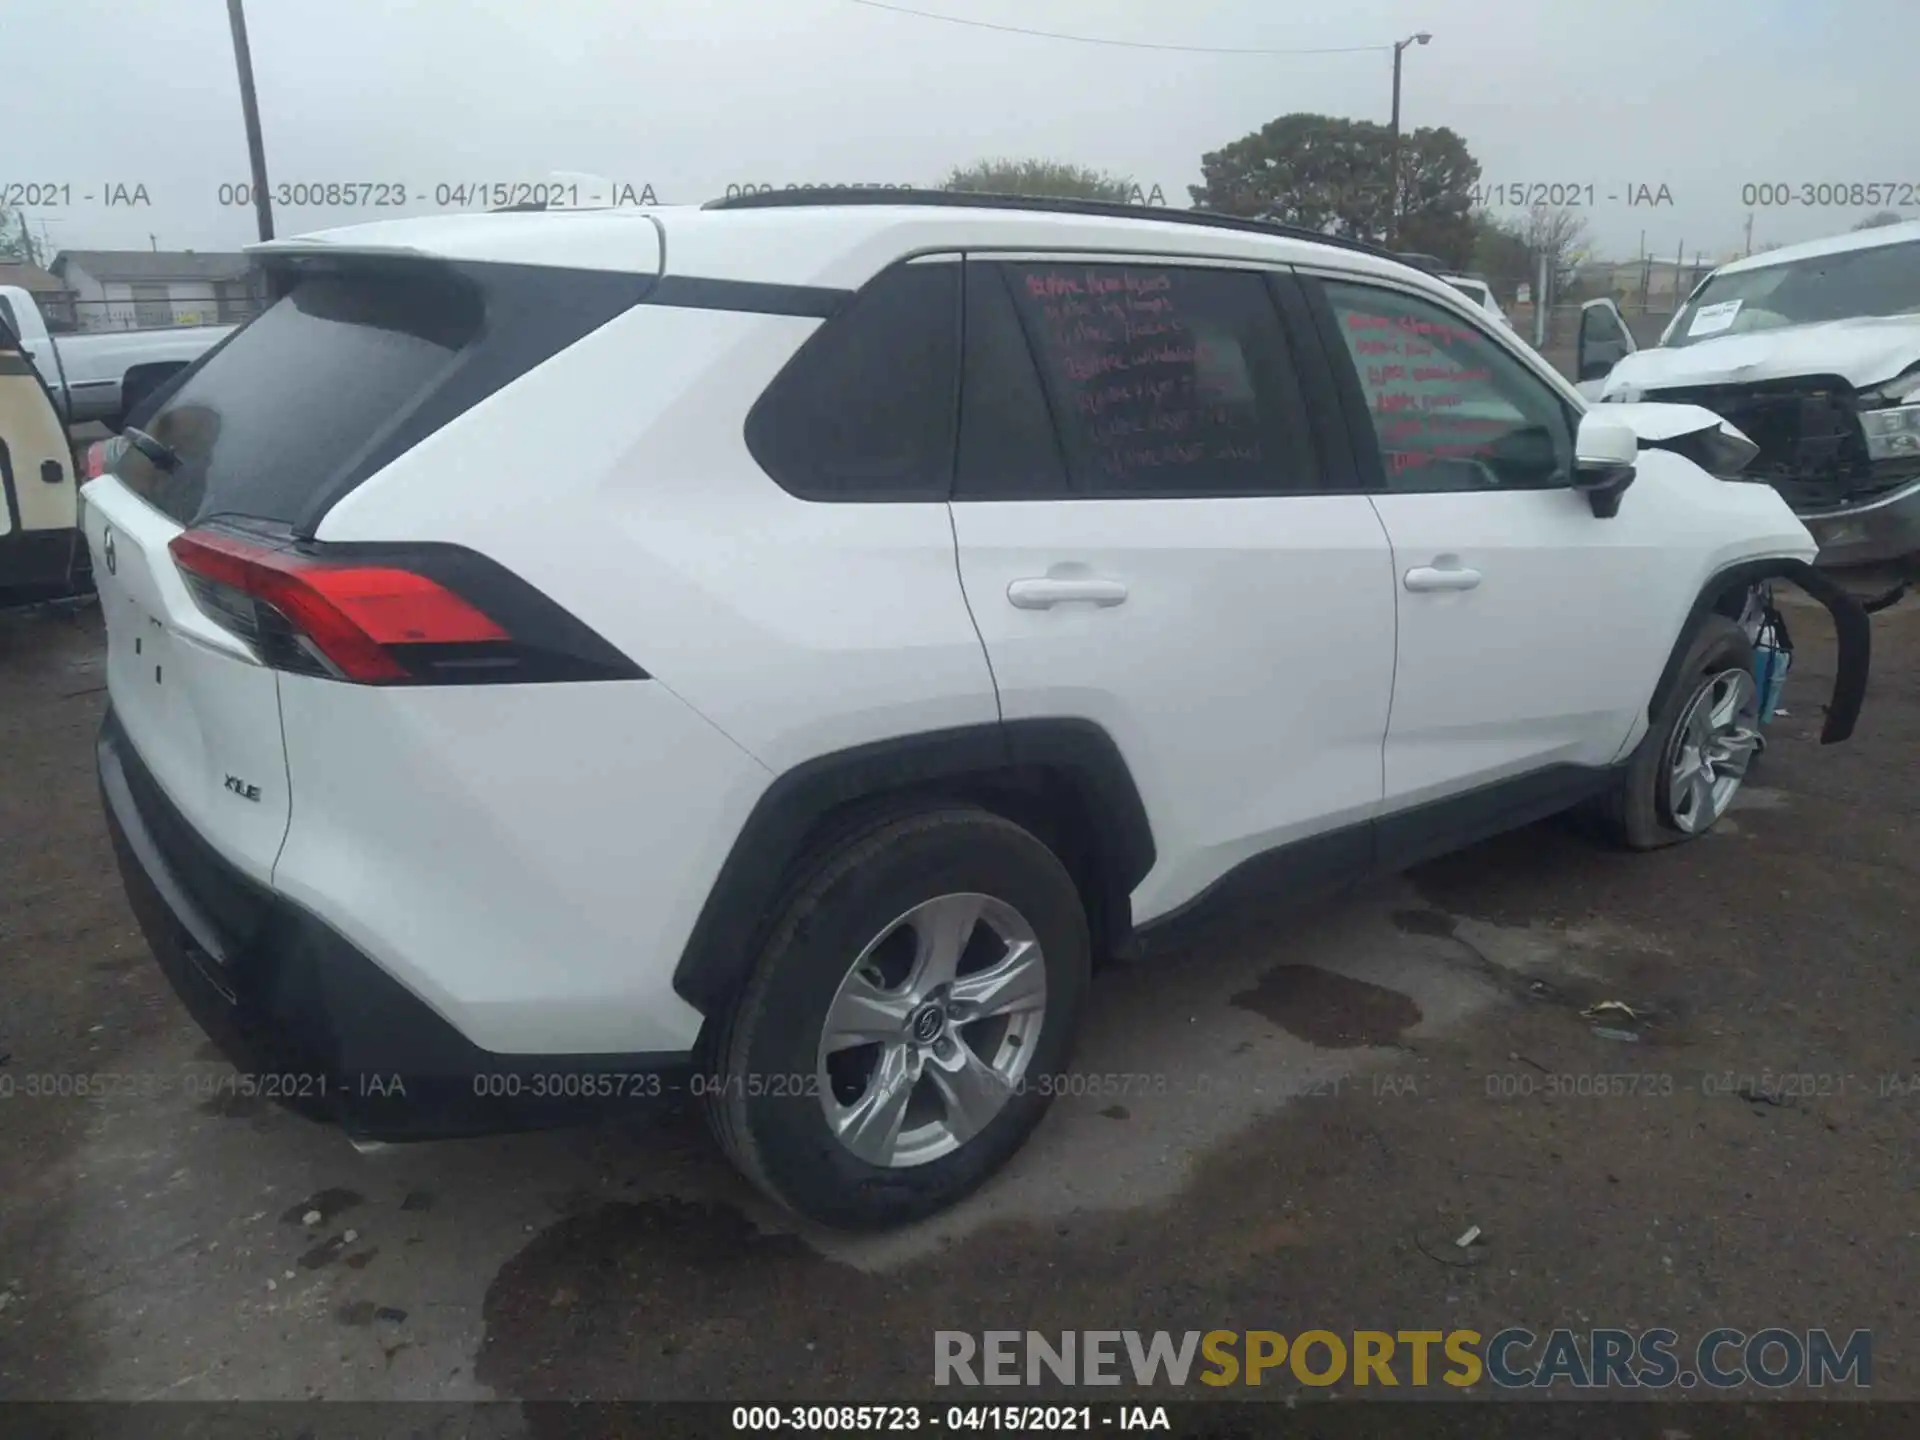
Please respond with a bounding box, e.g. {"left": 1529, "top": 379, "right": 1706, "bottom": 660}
{"left": 111, "top": 257, "right": 653, "bottom": 534}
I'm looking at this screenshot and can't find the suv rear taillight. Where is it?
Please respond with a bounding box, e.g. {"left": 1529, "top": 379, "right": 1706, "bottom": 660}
{"left": 81, "top": 436, "right": 127, "bottom": 481}
{"left": 167, "top": 527, "right": 645, "bottom": 686}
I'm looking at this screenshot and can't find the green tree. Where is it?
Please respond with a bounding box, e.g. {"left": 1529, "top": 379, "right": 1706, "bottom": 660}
{"left": 1853, "top": 210, "right": 1907, "bottom": 230}
{"left": 1188, "top": 112, "right": 1481, "bottom": 266}
{"left": 1469, "top": 210, "right": 1531, "bottom": 293}
{"left": 1391, "top": 127, "right": 1481, "bottom": 265}
{"left": 941, "top": 158, "right": 1150, "bottom": 204}
{"left": 0, "top": 206, "right": 48, "bottom": 266}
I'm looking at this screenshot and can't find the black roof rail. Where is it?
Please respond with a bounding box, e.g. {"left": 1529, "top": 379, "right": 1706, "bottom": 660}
{"left": 700, "top": 187, "right": 1408, "bottom": 267}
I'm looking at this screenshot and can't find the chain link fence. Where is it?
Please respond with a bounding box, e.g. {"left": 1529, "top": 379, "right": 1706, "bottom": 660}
{"left": 1513, "top": 300, "right": 1678, "bottom": 382}
{"left": 53, "top": 295, "right": 265, "bottom": 334}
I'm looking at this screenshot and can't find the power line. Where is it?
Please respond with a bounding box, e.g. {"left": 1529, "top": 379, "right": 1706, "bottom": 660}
{"left": 846, "top": 0, "right": 1390, "bottom": 55}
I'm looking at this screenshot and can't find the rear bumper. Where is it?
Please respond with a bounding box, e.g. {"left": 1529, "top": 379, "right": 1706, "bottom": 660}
{"left": 1800, "top": 477, "right": 1920, "bottom": 570}
{"left": 97, "top": 708, "right": 692, "bottom": 1139}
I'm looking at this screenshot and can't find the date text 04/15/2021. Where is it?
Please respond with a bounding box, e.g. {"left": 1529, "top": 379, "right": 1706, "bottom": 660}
{"left": 730, "top": 1405, "right": 1170, "bottom": 1431}
{"left": 1469, "top": 182, "right": 1673, "bottom": 207}
{"left": 215, "top": 181, "right": 661, "bottom": 209}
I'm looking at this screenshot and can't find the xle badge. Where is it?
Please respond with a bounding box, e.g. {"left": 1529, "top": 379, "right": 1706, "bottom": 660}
{"left": 224, "top": 774, "right": 262, "bottom": 803}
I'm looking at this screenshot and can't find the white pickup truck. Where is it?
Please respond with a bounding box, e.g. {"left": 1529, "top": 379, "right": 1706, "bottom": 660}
{"left": 0, "top": 284, "right": 233, "bottom": 430}
{"left": 1576, "top": 220, "right": 1920, "bottom": 571}
{"left": 1, "top": 299, "right": 85, "bottom": 593}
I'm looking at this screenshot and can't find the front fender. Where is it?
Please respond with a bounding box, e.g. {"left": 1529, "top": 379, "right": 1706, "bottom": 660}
{"left": 1788, "top": 562, "right": 1872, "bottom": 744}
{"left": 1652, "top": 559, "right": 1870, "bottom": 745}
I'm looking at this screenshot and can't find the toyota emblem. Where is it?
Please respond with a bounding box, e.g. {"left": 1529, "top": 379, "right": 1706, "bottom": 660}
{"left": 103, "top": 528, "right": 117, "bottom": 575}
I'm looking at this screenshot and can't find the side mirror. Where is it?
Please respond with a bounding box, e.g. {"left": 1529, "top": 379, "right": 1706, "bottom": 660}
{"left": 1572, "top": 413, "right": 1638, "bottom": 518}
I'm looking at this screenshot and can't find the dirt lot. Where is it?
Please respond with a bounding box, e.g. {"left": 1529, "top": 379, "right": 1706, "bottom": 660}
{"left": 0, "top": 594, "right": 1915, "bottom": 1419}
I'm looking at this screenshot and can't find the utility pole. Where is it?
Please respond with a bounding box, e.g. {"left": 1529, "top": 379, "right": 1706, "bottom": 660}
{"left": 1533, "top": 250, "right": 1550, "bottom": 350}
{"left": 225, "top": 0, "right": 275, "bottom": 242}
{"left": 1673, "top": 239, "right": 1684, "bottom": 316}
{"left": 1743, "top": 212, "right": 1754, "bottom": 257}
{"left": 1389, "top": 31, "right": 1432, "bottom": 246}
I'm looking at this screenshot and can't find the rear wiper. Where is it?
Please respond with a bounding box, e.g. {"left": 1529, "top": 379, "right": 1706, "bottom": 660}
{"left": 122, "top": 426, "right": 180, "bottom": 473}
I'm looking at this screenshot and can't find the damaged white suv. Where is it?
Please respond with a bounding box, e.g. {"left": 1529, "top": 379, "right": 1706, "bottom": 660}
{"left": 1578, "top": 219, "right": 1920, "bottom": 570}
{"left": 86, "top": 192, "right": 1869, "bottom": 1230}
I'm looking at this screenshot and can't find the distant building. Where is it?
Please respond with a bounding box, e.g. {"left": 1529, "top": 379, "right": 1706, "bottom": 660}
{"left": 0, "top": 261, "right": 78, "bottom": 331}
{"left": 49, "top": 250, "right": 260, "bottom": 332}
{"left": 1603, "top": 256, "right": 1721, "bottom": 306}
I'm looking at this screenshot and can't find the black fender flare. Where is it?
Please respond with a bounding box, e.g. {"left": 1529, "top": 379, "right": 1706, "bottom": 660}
{"left": 1648, "top": 558, "right": 1869, "bottom": 745}
{"left": 670, "top": 718, "right": 1156, "bottom": 1019}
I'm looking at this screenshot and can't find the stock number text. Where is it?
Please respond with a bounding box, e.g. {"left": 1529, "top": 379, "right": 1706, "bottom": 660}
{"left": 1741, "top": 181, "right": 1918, "bottom": 208}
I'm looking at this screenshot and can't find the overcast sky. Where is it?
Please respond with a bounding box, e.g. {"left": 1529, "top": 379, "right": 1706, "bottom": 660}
{"left": 6, "top": 0, "right": 1913, "bottom": 265}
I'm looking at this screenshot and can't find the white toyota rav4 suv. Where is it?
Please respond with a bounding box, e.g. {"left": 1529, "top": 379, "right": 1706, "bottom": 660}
{"left": 84, "top": 192, "right": 1869, "bottom": 1230}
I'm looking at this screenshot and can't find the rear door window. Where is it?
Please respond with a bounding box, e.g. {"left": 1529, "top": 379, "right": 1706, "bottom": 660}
{"left": 954, "top": 261, "right": 1070, "bottom": 498}
{"left": 994, "top": 260, "right": 1321, "bottom": 497}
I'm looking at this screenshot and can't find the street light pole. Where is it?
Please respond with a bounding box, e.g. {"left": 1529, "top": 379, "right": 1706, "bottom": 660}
{"left": 225, "top": 0, "right": 275, "bottom": 243}
{"left": 1389, "top": 31, "right": 1432, "bottom": 247}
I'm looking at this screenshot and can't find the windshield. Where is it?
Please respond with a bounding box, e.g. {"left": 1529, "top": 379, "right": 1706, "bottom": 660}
{"left": 1665, "top": 238, "right": 1920, "bottom": 348}
{"left": 1445, "top": 278, "right": 1490, "bottom": 308}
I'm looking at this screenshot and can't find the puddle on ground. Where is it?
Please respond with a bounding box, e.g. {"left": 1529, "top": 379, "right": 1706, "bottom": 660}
{"left": 1229, "top": 964, "right": 1423, "bottom": 1048}
{"left": 477, "top": 1197, "right": 835, "bottom": 1403}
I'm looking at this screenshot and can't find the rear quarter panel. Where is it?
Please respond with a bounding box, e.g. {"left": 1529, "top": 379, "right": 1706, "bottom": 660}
{"left": 271, "top": 674, "right": 764, "bottom": 1054}
{"left": 315, "top": 301, "right": 1002, "bottom": 773}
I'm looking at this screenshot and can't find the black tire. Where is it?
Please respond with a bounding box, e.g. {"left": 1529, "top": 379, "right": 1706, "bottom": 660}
{"left": 705, "top": 803, "right": 1091, "bottom": 1230}
{"left": 1592, "top": 615, "right": 1756, "bottom": 850}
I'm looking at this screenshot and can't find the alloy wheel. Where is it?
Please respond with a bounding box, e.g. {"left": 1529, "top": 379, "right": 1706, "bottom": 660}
{"left": 1665, "top": 667, "right": 1761, "bottom": 834}
{"left": 815, "top": 892, "right": 1047, "bottom": 1168}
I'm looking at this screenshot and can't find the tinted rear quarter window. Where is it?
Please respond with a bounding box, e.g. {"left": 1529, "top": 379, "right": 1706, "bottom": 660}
{"left": 745, "top": 261, "right": 960, "bottom": 501}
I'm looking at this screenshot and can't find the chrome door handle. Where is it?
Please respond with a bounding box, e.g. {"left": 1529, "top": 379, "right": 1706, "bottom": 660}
{"left": 1007, "top": 577, "right": 1129, "bottom": 609}
{"left": 1403, "top": 565, "right": 1483, "bottom": 593}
